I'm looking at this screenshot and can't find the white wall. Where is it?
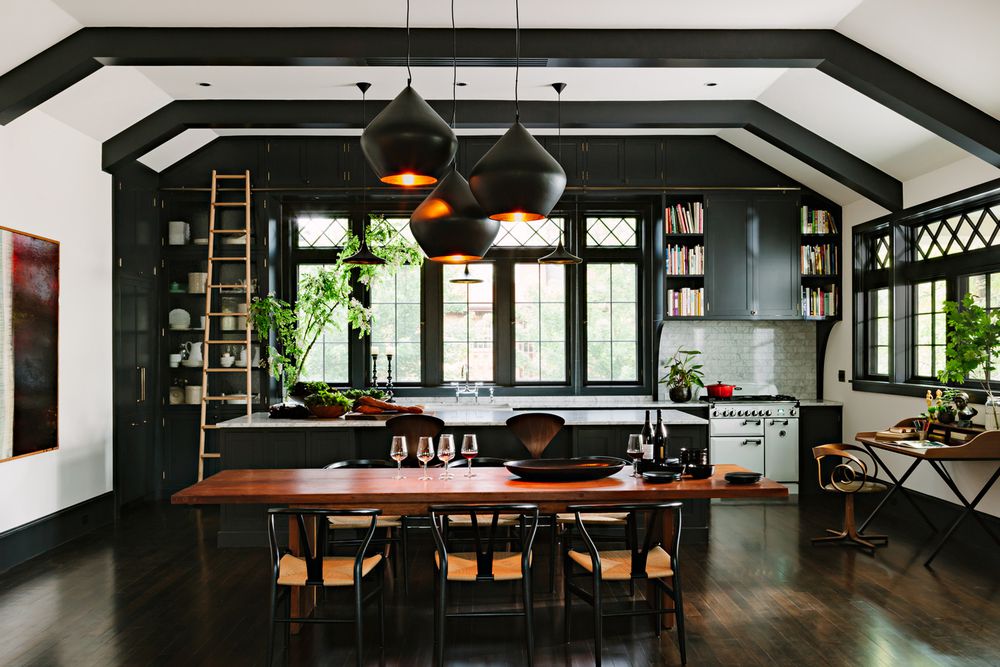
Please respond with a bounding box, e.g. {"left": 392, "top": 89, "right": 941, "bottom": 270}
{"left": 0, "top": 111, "right": 112, "bottom": 534}
{"left": 824, "top": 156, "right": 1000, "bottom": 518}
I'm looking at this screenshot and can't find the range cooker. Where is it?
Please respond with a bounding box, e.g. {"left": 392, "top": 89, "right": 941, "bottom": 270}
{"left": 702, "top": 393, "right": 800, "bottom": 482}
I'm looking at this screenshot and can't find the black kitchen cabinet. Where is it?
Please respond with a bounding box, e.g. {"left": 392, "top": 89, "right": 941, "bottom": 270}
{"left": 459, "top": 136, "right": 500, "bottom": 176}
{"left": 623, "top": 138, "right": 664, "bottom": 186}
{"left": 543, "top": 138, "right": 583, "bottom": 186}
{"left": 704, "top": 191, "right": 799, "bottom": 319}
{"left": 264, "top": 138, "right": 357, "bottom": 187}
{"left": 798, "top": 405, "right": 843, "bottom": 496}
{"left": 114, "top": 181, "right": 159, "bottom": 279}
{"left": 584, "top": 138, "right": 624, "bottom": 185}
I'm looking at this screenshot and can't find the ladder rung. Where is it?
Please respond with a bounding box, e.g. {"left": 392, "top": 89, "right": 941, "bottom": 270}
{"left": 206, "top": 312, "right": 249, "bottom": 316}
{"left": 200, "top": 452, "right": 222, "bottom": 458}
{"left": 215, "top": 174, "right": 248, "bottom": 180}
{"left": 205, "top": 340, "right": 249, "bottom": 344}
{"left": 208, "top": 257, "right": 248, "bottom": 261}
{"left": 207, "top": 284, "right": 248, "bottom": 289}
{"left": 213, "top": 201, "right": 248, "bottom": 207}
{"left": 206, "top": 368, "right": 249, "bottom": 373}
{"left": 211, "top": 229, "right": 250, "bottom": 234}
{"left": 204, "top": 395, "right": 247, "bottom": 401}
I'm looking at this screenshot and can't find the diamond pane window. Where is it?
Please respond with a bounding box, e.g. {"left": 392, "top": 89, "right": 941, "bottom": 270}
{"left": 872, "top": 233, "right": 891, "bottom": 270}
{"left": 912, "top": 279, "right": 946, "bottom": 378}
{"left": 370, "top": 265, "right": 422, "bottom": 383}
{"left": 381, "top": 216, "right": 416, "bottom": 244}
{"left": 586, "top": 216, "right": 638, "bottom": 247}
{"left": 442, "top": 264, "right": 494, "bottom": 382}
{"left": 911, "top": 207, "right": 1000, "bottom": 261}
{"left": 296, "top": 215, "right": 350, "bottom": 248}
{"left": 493, "top": 217, "right": 564, "bottom": 247}
{"left": 297, "top": 264, "right": 349, "bottom": 383}
{"left": 586, "top": 263, "right": 638, "bottom": 382}
{"left": 514, "top": 263, "right": 566, "bottom": 382}
{"left": 966, "top": 272, "right": 999, "bottom": 382}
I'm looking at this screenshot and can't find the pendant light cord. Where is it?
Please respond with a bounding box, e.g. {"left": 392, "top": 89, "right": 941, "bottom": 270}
{"left": 451, "top": 0, "right": 457, "bottom": 130}
{"left": 514, "top": 0, "right": 520, "bottom": 122}
{"left": 361, "top": 86, "right": 368, "bottom": 245}
{"left": 406, "top": 0, "right": 412, "bottom": 86}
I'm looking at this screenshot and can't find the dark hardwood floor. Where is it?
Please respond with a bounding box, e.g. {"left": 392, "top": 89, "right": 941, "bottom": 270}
{"left": 1, "top": 496, "right": 998, "bottom": 666}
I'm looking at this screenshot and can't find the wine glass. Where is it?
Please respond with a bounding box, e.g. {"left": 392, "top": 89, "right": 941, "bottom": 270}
{"left": 390, "top": 436, "right": 407, "bottom": 479}
{"left": 417, "top": 436, "right": 435, "bottom": 480}
{"left": 438, "top": 434, "right": 456, "bottom": 479}
{"left": 626, "top": 434, "right": 644, "bottom": 478}
{"left": 461, "top": 434, "right": 478, "bottom": 477}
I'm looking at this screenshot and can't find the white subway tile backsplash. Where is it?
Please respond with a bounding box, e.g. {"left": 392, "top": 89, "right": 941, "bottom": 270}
{"left": 657, "top": 321, "right": 816, "bottom": 400}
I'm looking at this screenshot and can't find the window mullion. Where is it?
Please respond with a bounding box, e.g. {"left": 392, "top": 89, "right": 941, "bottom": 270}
{"left": 495, "top": 261, "right": 514, "bottom": 386}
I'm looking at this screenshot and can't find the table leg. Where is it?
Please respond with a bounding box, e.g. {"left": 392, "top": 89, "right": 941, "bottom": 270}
{"left": 654, "top": 510, "right": 675, "bottom": 630}
{"left": 924, "top": 462, "right": 1000, "bottom": 567}
{"left": 859, "top": 447, "right": 936, "bottom": 533}
{"left": 288, "top": 515, "right": 317, "bottom": 634}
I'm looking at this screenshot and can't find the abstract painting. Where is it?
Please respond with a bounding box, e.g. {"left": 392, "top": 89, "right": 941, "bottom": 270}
{"left": 0, "top": 226, "right": 59, "bottom": 462}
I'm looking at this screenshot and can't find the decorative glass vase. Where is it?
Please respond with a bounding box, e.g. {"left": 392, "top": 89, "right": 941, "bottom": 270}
{"left": 986, "top": 395, "right": 1000, "bottom": 431}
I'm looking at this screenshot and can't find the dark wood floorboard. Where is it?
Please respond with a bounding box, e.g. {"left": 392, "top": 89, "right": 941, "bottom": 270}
{"left": 1, "top": 497, "right": 998, "bottom": 666}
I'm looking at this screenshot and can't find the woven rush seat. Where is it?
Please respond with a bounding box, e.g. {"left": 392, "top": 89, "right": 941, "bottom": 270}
{"left": 434, "top": 551, "right": 532, "bottom": 581}
{"left": 277, "top": 553, "right": 382, "bottom": 587}
{"left": 446, "top": 514, "right": 519, "bottom": 527}
{"left": 555, "top": 512, "right": 629, "bottom": 524}
{"left": 568, "top": 546, "right": 673, "bottom": 581}
{"left": 823, "top": 481, "right": 888, "bottom": 494}
{"left": 328, "top": 514, "right": 403, "bottom": 528}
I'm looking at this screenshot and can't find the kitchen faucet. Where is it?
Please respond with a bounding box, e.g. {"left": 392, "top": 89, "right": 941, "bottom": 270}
{"left": 451, "top": 365, "right": 493, "bottom": 403}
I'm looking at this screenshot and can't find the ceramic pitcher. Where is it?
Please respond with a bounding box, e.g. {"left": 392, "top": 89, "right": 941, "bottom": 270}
{"left": 184, "top": 341, "right": 204, "bottom": 364}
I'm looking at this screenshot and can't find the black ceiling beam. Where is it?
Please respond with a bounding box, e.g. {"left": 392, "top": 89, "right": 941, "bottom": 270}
{"left": 102, "top": 99, "right": 901, "bottom": 210}
{"left": 2, "top": 28, "right": 996, "bottom": 171}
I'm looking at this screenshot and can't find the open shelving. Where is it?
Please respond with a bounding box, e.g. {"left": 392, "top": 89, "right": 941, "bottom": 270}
{"left": 799, "top": 203, "right": 841, "bottom": 319}
{"left": 663, "top": 197, "right": 706, "bottom": 317}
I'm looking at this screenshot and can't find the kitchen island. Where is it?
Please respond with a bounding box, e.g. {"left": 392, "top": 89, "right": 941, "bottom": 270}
{"left": 211, "top": 408, "right": 708, "bottom": 546}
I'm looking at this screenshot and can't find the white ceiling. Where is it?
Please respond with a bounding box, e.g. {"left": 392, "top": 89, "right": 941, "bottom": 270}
{"left": 137, "top": 66, "right": 788, "bottom": 101}
{"left": 49, "top": 0, "right": 867, "bottom": 29}
{"left": 4, "top": 0, "right": 998, "bottom": 207}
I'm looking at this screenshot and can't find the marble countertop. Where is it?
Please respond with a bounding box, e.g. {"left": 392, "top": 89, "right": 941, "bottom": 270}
{"left": 217, "top": 408, "right": 707, "bottom": 429}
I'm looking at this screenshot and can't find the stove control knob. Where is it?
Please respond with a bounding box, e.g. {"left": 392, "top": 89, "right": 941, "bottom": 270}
{"left": 790, "top": 408, "right": 797, "bottom": 417}
{"left": 712, "top": 410, "right": 718, "bottom": 417}
{"left": 723, "top": 410, "right": 732, "bottom": 417}
{"left": 737, "top": 410, "right": 746, "bottom": 417}
{"left": 766, "top": 410, "right": 773, "bottom": 416}
{"left": 752, "top": 410, "right": 761, "bottom": 416}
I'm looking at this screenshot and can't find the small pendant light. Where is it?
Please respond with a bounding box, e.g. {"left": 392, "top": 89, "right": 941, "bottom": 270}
{"left": 540, "top": 85, "right": 581, "bottom": 265}
{"left": 360, "top": 0, "right": 457, "bottom": 186}
{"left": 449, "top": 264, "right": 483, "bottom": 284}
{"left": 469, "top": 0, "right": 566, "bottom": 221}
{"left": 345, "top": 82, "right": 386, "bottom": 266}
{"left": 410, "top": 0, "right": 500, "bottom": 263}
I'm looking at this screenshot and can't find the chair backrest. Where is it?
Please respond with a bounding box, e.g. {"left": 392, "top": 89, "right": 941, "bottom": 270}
{"left": 429, "top": 504, "right": 540, "bottom": 582}
{"left": 506, "top": 412, "right": 565, "bottom": 458}
{"left": 266, "top": 508, "right": 381, "bottom": 586}
{"left": 446, "top": 456, "right": 510, "bottom": 468}
{"left": 324, "top": 459, "right": 394, "bottom": 469}
{"left": 386, "top": 414, "right": 445, "bottom": 465}
{"left": 565, "top": 502, "right": 683, "bottom": 579}
{"left": 812, "top": 443, "right": 879, "bottom": 493}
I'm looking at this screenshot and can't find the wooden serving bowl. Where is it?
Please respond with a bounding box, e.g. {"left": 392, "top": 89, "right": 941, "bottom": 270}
{"left": 308, "top": 405, "right": 347, "bottom": 419}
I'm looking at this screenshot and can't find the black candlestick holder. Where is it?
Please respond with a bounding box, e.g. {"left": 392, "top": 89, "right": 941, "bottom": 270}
{"left": 370, "top": 353, "right": 378, "bottom": 389}
{"left": 385, "top": 354, "right": 394, "bottom": 399}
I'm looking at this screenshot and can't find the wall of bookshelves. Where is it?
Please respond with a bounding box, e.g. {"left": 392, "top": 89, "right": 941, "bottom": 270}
{"left": 799, "top": 202, "right": 840, "bottom": 320}
{"left": 663, "top": 197, "right": 705, "bottom": 317}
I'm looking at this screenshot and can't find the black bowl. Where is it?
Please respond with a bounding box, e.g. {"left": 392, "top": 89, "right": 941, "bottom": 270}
{"left": 639, "top": 460, "right": 685, "bottom": 475}
{"left": 686, "top": 464, "right": 715, "bottom": 479}
{"left": 642, "top": 471, "right": 683, "bottom": 484}
{"left": 504, "top": 457, "right": 625, "bottom": 482}
{"left": 724, "top": 471, "right": 762, "bottom": 485}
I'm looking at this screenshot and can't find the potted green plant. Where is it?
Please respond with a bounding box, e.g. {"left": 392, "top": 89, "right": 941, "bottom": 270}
{"left": 250, "top": 216, "right": 422, "bottom": 417}
{"left": 660, "top": 348, "right": 705, "bottom": 403}
{"left": 303, "top": 382, "right": 354, "bottom": 419}
{"left": 936, "top": 293, "right": 1000, "bottom": 430}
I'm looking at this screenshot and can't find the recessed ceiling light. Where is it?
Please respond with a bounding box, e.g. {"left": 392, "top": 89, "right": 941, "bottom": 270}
{"left": 197, "top": 82, "right": 212, "bottom": 87}
{"left": 704, "top": 82, "right": 718, "bottom": 87}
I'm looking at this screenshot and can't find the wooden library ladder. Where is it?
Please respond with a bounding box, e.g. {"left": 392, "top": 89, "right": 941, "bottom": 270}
{"left": 198, "top": 170, "right": 253, "bottom": 481}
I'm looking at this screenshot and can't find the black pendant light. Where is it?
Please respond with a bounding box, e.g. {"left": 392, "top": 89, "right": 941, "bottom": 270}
{"left": 449, "top": 265, "right": 483, "bottom": 284}
{"left": 410, "top": 0, "right": 500, "bottom": 263}
{"left": 540, "top": 84, "right": 581, "bottom": 265}
{"left": 360, "top": 0, "right": 457, "bottom": 187}
{"left": 345, "top": 82, "right": 386, "bottom": 266}
{"left": 469, "top": 0, "right": 566, "bottom": 221}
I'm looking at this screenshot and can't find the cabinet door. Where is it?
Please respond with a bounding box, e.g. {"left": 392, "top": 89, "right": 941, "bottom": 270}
{"left": 710, "top": 437, "right": 764, "bottom": 471}
{"left": 764, "top": 419, "right": 798, "bottom": 482}
{"left": 584, "top": 138, "right": 623, "bottom": 185}
{"left": 115, "top": 188, "right": 158, "bottom": 278}
{"left": 302, "top": 139, "right": 341, "bottom": 186}
{"left": 264, "top": 139, "right": 305, "bottom": 186}
{"left": 543, "top": 138, "right": 583, "bottom": 186}
{"left": 753, "top": 195, "right": 800, "bottom": 318}
{"left": 623, "top": 138, "right": 663, "bottom": 186}
{"left": 704, "top": 195, "right": 753, "bottom": 317}
{"left": 459, "top": 137, "right": 498, "bottom": 175}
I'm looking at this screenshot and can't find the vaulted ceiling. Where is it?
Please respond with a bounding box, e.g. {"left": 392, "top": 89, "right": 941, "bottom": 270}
{"left": 3, "top": 0, "right": 999, "bottom": 208}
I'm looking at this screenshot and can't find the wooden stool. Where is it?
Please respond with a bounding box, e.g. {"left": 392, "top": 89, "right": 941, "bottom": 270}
{"left": 812, "top": 444, "right": 889, "bottom": 550}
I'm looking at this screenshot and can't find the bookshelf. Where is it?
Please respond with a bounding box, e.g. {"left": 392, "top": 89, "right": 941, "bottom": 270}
{"left": 664, "top": 198, "right": 705, "bottom": 317}
{"left": 799, "top": 204, "right": 840, "bottom": 319}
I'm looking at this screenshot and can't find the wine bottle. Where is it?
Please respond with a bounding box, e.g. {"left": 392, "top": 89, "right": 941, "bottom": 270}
{"left": 641, "top": 410, "right": 653, "bottom": 460}
{"left": 653, "top": 409, "right": 665, "bottom": 463}
{"left": 657, "top": 410, "right": 669, "bottom": 462}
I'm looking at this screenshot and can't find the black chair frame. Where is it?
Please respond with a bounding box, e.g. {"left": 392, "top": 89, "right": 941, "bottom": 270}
{"left": 323, "top": 460, "right": 411, "bottom": 594}
{"left": 266, "top": 508, "right": 386, "bottom": 667}
{"left": 563, "top": 502, "right": 686, "bottom": 666}
{"left": 429, "top": 504, "right": 540, "bottom": 667}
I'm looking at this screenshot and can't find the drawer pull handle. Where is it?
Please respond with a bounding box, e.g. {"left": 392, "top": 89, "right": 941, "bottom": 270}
{"left": 741, "top": 439, "right": 762, "bottom": 445}
{"left": 742, "top": 419, "right": 761, "bottom": 426}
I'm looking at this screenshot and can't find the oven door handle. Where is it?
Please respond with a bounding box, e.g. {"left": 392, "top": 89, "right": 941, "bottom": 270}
{"left": 741, "top": 438, "right": 763, "bottom": 445}
{"left": 767, "top": 419, "right": 789, "bottom": 426}
{"left": 742, "top": 419, "right": 762, "bottom": 426}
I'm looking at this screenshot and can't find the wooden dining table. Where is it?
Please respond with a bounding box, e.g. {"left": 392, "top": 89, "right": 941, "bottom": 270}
{"left": 172, "top": 463, "right": 787, "bottom": 629}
